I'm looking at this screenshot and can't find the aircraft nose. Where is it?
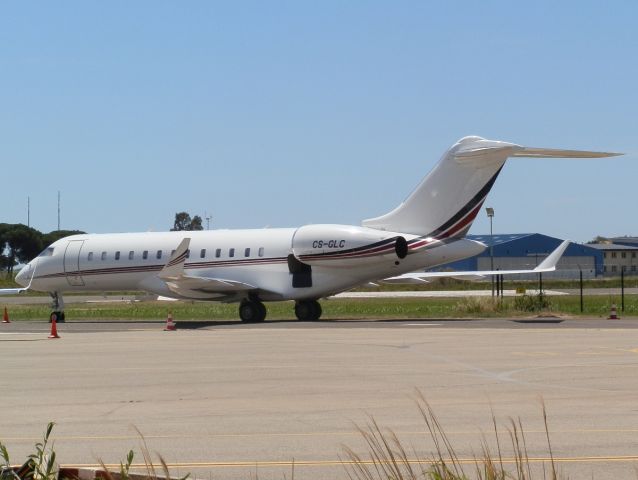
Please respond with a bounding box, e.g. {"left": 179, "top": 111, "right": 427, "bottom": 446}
{"left": 15, "top": 264, "right": 30, "bottom": 287}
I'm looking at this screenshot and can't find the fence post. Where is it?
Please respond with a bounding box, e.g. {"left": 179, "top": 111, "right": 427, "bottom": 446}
{"left": 580, "top": 269, "right": 584, "bottom": 313}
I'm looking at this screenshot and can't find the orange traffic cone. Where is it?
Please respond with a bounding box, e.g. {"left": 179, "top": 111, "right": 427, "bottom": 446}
{"left": 48, "top": 313, "right": 60, "bottom": 339}
{"left": 2, "top": 307, "right": 9, "bottom": 323}
{"left": 164, "top": 311, "right": 176, "bottom": 331}
{"left": 608, "top": 303, "right": 619, "bottom": 320}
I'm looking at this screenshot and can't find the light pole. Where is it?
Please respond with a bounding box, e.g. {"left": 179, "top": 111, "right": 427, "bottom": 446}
{"left": 486, "top": 207, "right": 495, "bottom": 297}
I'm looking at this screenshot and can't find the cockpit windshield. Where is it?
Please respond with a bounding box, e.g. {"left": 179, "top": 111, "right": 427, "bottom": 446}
{"left": 38, "top": 247, "right": 55, "bottom": 257}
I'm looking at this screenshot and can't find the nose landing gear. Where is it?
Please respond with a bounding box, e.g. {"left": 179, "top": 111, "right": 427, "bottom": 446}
{"left": 49, "top": 292, "right": 65, "bottom": 323}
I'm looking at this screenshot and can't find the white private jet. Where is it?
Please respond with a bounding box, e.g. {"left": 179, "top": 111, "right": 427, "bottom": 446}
{"left": 2, "top": 136, "right": 620, "bottom": 322}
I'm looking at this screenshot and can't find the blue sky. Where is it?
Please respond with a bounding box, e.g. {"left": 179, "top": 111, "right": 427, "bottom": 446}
{"left": 1, "top": 2, "right": 636, "bottom": 243}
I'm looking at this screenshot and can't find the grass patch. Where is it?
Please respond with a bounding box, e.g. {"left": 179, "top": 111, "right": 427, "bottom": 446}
{"left": 3, "top": 295, "right": 638, "bottom": 321}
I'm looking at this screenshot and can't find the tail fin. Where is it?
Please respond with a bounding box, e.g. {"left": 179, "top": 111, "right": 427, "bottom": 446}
{"left": 362, "top": 136, "right": 621, "bottom": 238}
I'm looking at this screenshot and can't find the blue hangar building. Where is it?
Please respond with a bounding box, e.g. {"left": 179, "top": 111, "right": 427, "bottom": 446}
{"left": 435, "top": 233, "right": 603, "bottom": 279}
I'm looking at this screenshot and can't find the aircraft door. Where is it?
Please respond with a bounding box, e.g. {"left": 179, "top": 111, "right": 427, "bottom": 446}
{"left": 287, "top": 254, "right": 312, "bottom": 288}
{"left": 64, "top": 240, "right": 85, "bottom": 286}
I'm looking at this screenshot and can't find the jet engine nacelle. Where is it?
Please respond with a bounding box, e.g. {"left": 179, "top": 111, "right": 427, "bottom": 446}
{"left": 291, "top": 224, "right": 408, "bottom": 267}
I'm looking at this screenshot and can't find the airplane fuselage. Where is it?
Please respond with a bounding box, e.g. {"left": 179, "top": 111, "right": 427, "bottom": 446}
{"left": 18, "top": 226, "right": 486, "bottom": 302}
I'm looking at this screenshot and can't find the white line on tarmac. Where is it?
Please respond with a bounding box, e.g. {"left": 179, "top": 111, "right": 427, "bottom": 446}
{"left": 402, "top": 323, "right": 442, "bottom": 326}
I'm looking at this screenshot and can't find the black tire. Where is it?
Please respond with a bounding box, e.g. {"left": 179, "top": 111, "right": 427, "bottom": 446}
{"left": 295, "top": 300, "right": 321, "bottom": 321}
{"left": 239, "top": 301, "right": 266, "bottom": 322}
{"left": 257, "top": 302, "right": 267, "bottom": 321}
{"left": 310, "top": 301, "right": 322, "bottom": 320}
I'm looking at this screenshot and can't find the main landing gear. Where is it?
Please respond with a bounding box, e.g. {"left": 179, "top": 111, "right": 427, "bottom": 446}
{"left": 239, "top": 299, "right": 267, "bottom": 322}
{"left": 294, "top": 300, "right": 322, "bottom": 321}
{"left": 237, "top": 299, "right": 323, "bottom": 322}
{"left": 49, "top": 292, "right": 65, "bottom": 323}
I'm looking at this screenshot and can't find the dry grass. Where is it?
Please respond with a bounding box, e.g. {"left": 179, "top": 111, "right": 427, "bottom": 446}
{"left": 341, "top": 391, "right": 562, "bottom": 480}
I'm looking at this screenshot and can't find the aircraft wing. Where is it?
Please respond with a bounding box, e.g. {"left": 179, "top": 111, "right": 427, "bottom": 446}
{"left": 0, "top": 260, "right": 38, "bottom": 295}
{"left": 382, "top": 240, "right": 570, "bottom": 284}
{"left": 0, "top": 287, "right": 29, "bottom": 296}
{"left": 157, "top": 238, "right": 262, "bottom": 300}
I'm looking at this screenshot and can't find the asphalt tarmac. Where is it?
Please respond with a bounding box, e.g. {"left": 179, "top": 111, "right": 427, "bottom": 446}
{"left": 2, "top": 318, "right": 638, "bottom": 480}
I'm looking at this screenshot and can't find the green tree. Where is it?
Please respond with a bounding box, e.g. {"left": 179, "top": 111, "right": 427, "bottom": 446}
{"left": 171, "top": 212, "right": 204, "bottom": 231}
{"left": 42, "top": 229, "right": 86, "bottom": 246}
{"left": 2, "top": 224, "right": 43, "bottom": 275}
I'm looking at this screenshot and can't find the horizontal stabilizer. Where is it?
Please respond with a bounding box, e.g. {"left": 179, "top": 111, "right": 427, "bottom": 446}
{"left": 511, "top": 147, "right": 622, "bottom": 158}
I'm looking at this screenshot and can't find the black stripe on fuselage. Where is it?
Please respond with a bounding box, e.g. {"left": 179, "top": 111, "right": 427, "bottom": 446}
{"left": 35, "top": 256, "right": 289, "bottom": 280}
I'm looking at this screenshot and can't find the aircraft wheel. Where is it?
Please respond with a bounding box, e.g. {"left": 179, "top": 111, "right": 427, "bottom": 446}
{"left": 295, "top": 300, "right": 321, "bottom": 321}
{"left": 239, "top": 301, "right": 266, "bottom": 322}
{"left": 257, "top": 302, "right": 267, "bottom": 321}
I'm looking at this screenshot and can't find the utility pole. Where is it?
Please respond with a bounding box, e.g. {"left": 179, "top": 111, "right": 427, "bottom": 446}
{"left": 205, "top": 212, "right": 212, "bottom": 230}
{"left": 486, "top": 207, "right": 495, "bottom": 297}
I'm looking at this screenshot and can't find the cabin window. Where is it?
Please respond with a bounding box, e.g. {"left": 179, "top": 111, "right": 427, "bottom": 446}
{"left": 156, "top": 250, "right": 162, "bottom": 260}
{"left": 258, "top": 247, "right": 264, "bottom": 257}
{"left": 229, "top": 248, "right": 235, "bottom": 258}
{"left": 215, "top": 248, "right": 221, "bottom": 258}
{"left": 200, "top": 249, "right": 206, "bottom": 258}
{"left": 244, "top": 248, "right": 250, "bottom": 257}
{"left": 88, "top": 252, "right": 94, "bottom": 261}
{"left": 129, "top": 251, "right": 134, "bottom": 260}
{"left": 115, "top": 251, "right": 121, "bottom": 260}
{"left": 101, "top": 251, "right": 107, "bottom": 261}
{"left": 143, "top": 250, "right": 148, "bottom": 260}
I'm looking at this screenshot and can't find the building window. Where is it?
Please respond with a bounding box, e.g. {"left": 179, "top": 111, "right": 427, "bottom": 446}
{"left": 229, "top": 248, "right": 235, "bottom": 258}
{"left": 632, "top": 252, "right": 636, "bottom": 258}
{"left": 604, "top": 266, "right": 607, "bottom": 272}
{"left": 156, "top": 250, "right": 162, "bottom": 260}
{"left": 622, "top": 252, "right": 626, "bottom": 259}
{"left": 612, "top": 252, "right": 617, "bottom": 258}
{"left": 129, "top": 251, "right": 134, "bottom": 260}
{"left": 101, "top": 251, "right": 107, "bottom": 261}
{"left": 244, "top": 248, "right": 250, "bottom": 257}
{"left": 143, "top": 250, "right": 148, "bottom": 260}
{"left": 632, "top": 266, "right": 636, "bottom": 272}
{"left": 603, "top": 252, "right": 607, "bottom": 259}
{"left": 200, "top": 249, "right": 206, "bottom": 258}
{"left": 215, "top": 248, "right": 221, "bottom": 258}
{"left": 258, "top": 247, "right": 264, "bottom": 257}
{"left": 611, "top": 265, "right": 617, "bottom": 272}
{"left": 115, "top": 251, "right": 121, "bottom": 260}
{"left": 88, "top": 252, "right": 94, "bottom": 261}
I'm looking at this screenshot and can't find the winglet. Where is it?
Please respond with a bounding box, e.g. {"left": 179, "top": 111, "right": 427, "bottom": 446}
{"left": 0, "top": 258, "right": 39, "bottom": 296}
{"left": 159, "top": 238, "right": 191, "bottom": 280}
{"left": 533, "top": 240, "right": 570, "bottom": 272}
